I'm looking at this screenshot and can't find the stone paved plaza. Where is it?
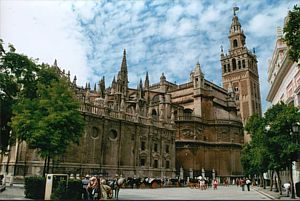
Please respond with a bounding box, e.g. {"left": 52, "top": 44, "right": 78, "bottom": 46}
{"left": 117, "top": 186, "right": 271, "bottom": 200}
{"left": 0, "top": 185, "right": 274, "bottom": 200}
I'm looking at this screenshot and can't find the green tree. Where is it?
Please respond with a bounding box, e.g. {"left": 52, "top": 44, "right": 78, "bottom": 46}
{"left": 264, "top": 102, "right": 300, "bottom": 198}
{"left": 243, "top": 114, "right": 269, "bottom": 188}
{"left": 11, "top": 66, "right": 85, "bottom": 175}
{"left": 284, "top": 5, "right": 300, "bottom": 65}
{"left": 0, "top": 41, "right": 39, "bottom": 151}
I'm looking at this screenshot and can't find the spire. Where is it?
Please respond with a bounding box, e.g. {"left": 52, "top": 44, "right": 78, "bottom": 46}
{"left": 194, "top": 62, "right": 203, "bottom": 75}
{"left": 144, "top": 71, "right": 149, "bottom": 89}
{"left": 53, "top": 59, "right": 58, "bottom": 67}
{"left": 228, "top": 7, "right": 246, "bottom": 49}
{"left": 116, "top": 49, "right": 129, "bottom": 95}
{"left": 67, "top": 70, "right": 70, "bottom": 80}
{"left": 139, "top": 78, "right": 143, "bottom": 90}
{"left": 121, "top": 49, "right": 127, "bottom": 73}
{"left": 73, "top": 75, "right": 77, "bottom": 85}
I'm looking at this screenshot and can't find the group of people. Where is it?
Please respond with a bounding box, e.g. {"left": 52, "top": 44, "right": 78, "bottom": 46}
{"left": 82, "top": 175, "right": 113, "bottom": 200}
{"left": 235, "top": 178, "right": 251, "bottom": 191}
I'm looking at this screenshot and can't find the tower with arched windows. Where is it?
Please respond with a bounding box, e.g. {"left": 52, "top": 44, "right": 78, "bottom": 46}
{"left": 221, "top": 9, "right": 262, "bottom": 142}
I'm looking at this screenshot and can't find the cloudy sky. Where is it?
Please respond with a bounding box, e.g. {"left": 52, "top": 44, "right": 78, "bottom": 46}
{"left": 0, "top": 0, "right": 298, "bottom": 112}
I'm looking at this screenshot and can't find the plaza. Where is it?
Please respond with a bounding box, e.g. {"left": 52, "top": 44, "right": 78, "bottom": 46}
{"left": 0, "top": 185, "right": 277, "bottom": 200}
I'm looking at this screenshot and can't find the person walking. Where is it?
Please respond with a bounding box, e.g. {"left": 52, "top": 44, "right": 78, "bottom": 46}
{"left": 236, "top": 178, "right": 240, "bottom": 187}
{"left": 82, "top": 175, "right": 90, "bottom": 200}
{"left": 240, "top": 178, "right": 245, "bottom": 191}
{"left": 246, "top": 178, "right": 251, "bottom": 191}
{"left": 213, "top": 179, "right": 218, "bottom": 190}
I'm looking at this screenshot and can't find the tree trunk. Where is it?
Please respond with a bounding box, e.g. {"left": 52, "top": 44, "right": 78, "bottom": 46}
{"left": 43, "top": 156, "right": 47, "bottom": 177}
{"left": 274, "top": 173, "right": 279, "bottom": 192}
{"left": 46, "top": 155, "right": 50, "bottom": 174}
{"left": 270, "top": 170, "right": 274, "bottom": 191}
{"left": 276, "top": 170, "right": 282, "bottom": 195}
{"left": 290, "top": 162, "right": 295, "bottom": 199}
{"left": 262, "top": 173, "right": 266, "bottom": 189}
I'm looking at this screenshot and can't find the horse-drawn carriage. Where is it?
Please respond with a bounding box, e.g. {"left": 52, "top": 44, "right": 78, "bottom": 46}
{"left": 83, "top": 176, "right": 125, "bottom": 200}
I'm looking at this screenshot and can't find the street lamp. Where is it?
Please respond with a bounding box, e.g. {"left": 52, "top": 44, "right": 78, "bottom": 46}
{"left": 292, "top": 122, "right": 300, "bottom": 160}
{"left": 290, "top": 122, "right": 299, "bottom": 199}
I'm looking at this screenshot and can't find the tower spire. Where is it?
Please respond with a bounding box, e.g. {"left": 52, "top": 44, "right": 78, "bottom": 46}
{"left": 121, "top": 49, "right": 127, "bottom": 73}
{"left": 144, "top": 71, "right": 149, "bottom": 89}
{"left": 116, "top": 49, "right": 129, "bottom": 96}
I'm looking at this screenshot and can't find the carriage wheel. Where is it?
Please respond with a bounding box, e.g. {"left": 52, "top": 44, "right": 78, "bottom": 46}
{"left": 152, "top": 181, "right": 158, "bottom": 189}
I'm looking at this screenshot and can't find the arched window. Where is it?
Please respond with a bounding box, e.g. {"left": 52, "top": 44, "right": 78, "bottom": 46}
{"left": 233, "top": 39, "right": 238, "bottom": 48}
{"left": 227, "top": 64, "right": 231, "bottom": 72}
{"left": 152, "top": 109, "right": 158, "bottom": 120}
{"left": 232, "top": 58, "right": 237, "bottom": 71}
{"left": 238, "top": 60, "right": 241, "bottom": 69}
{"left": 174, "top": 110, "right": 178, "bottom": 120}
{"left": 242, "top": 60, "right": 246, "bottom": 68}
{"left": 223, "top": 65, "right": 227, "bottom": 73}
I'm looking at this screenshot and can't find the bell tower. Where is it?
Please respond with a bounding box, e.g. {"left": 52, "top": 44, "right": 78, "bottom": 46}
{"left": 221, "top": 8, "right": 262, "bottom": 142}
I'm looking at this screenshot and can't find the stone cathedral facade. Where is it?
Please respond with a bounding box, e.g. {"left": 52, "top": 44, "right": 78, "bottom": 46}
{"left": 1, "top": 11, "right": 254, "bottom": 181}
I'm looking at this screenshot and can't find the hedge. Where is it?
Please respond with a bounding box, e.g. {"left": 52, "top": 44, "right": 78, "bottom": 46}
{"left": 51, "top": 179, "right": 82, "bottom": 200}
{"left": 24, "top": 176, "right": 46, "bottom": 199}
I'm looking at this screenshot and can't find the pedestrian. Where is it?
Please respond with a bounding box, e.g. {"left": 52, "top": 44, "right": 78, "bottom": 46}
{"left": 283, "top": 182, "right": 291, "bottom": 197}
{"left": 240, "top": 178, "right": 245, "bottom": 191}
{"left": 236, "top": 178, "right": 240, "bottom": 187}
{"left": 246, "top": 178, "right": 251, "bottom": 191}
{"left": 82, "top": 175, "right": 90, "bottom": 200}
{"left": 87, "top": 176, "right": 100, "bottom": 200}
{"left": 213, "top": 179, "right": 218, "bottom": 190}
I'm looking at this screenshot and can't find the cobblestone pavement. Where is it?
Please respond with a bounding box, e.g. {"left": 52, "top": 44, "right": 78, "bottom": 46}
{"left": 1, "top": 185, "right": 298, "bottom": 200}
{"left": 117, "top": 185, "right": 271, "bottom": 200}
{"left": 0, "top": 185, "right": 29, "bottom": 200}
{"left": 252, "top": 186, "right": 299, "bottom": 200}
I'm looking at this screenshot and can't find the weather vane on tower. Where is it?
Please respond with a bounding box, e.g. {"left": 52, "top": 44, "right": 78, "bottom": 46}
{"left": 233, "top": 3, "right": 239, "bottom": 16}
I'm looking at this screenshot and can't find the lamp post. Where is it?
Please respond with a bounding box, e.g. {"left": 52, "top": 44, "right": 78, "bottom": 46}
{"left": 290, "top": 123, "right": 299, "bottom": 199}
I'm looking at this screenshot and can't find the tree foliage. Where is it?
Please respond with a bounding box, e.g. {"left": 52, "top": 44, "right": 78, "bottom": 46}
{"left": 242, "top": 102, "right": 300, "bottom": 197}
{"left": 1, "top": 40, "right": 85, "bottom": 174}
{"left": 284, "top": 5, "right": 300, "bottom": 64}
{"left": 0, "top": 41, "right": 39, "bottom": 150}
{"left": 11, "top": 66, "right": 85, "bottom": 170}
{"left": 243, "top": 114, "right": 269, "bottom": 177}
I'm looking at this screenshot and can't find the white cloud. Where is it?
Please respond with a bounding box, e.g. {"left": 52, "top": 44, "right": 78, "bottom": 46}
{"left": 1, "top": 0, "right": 299, "bottom": 113}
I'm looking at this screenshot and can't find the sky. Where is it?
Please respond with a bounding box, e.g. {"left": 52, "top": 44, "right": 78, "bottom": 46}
{"left": 0, "top": 0, "right": 298, "bottom": 113}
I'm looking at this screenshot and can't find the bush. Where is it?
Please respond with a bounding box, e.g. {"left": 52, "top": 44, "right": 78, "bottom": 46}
{"left": 24, "top": 176, "right": 46, "bottom": 199}
{"left": 51, "top": 179, "right": 82, "bottom": 200}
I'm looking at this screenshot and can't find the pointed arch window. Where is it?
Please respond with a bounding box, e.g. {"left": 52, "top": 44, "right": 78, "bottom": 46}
{"left": 223, "top": 65, "right": 227, "bottom": 73}
{"left": 242, "top": 60, "right": 246, "bottom": 68}
{"left": 232, "top": 58, "right": 237, "bottom": 71}
{"left": 238, "top": 60, "right": 241, "bottom": 69}
{"left": 227, "top": 64, "right": 231, "bottom": 72}
{"left": 233, "top": 39, "right": 238, "bottom": 48}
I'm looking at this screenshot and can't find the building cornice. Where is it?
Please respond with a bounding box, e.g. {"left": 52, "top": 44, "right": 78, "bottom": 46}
{"left": 266, "top": 55, "right": 293, "bottom": 102}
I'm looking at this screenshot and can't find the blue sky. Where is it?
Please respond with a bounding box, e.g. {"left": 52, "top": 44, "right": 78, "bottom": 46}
{"left": 0, "top": 0, "right": 298, "bottom": 112}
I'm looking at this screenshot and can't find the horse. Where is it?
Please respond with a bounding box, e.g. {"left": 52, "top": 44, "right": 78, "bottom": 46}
{"left": 126, "top": 177, "right": 142, "bottom": 189}
{"left": 107, "top": 177, "right": 126, "bottom": 199}
{"left": 188, "top": 178, "right": 200, "bottom": 189}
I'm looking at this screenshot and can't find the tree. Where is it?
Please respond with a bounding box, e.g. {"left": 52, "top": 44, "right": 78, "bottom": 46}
{"left": 243, "top": 114, "right": 269, "bottom": 188}
{"left": 0, "top": 41, "right": 39, "bottom": 151}
{"left": 11, "top": 65, "right": 85, "bottom": 175}
{"left": 264, "top": 102, "right": 300, "bottom": 198}
{"left": 284, "top": 5, "right": 300, "bottom": 65}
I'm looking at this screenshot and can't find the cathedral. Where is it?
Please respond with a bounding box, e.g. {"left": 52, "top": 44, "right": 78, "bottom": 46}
{"left": 1, "top": 10, "right": 261, "bottom": 182}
